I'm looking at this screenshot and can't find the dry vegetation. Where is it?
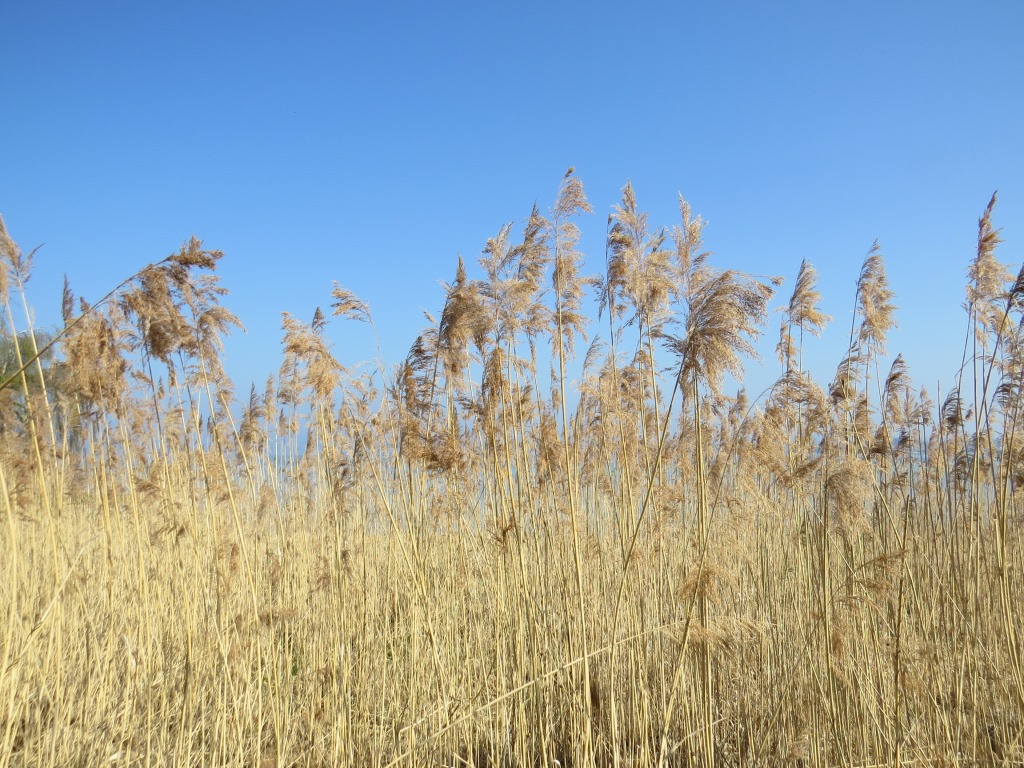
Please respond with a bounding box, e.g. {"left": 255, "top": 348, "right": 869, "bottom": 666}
{"left": 0, "top": 173, "right": 1022, "bottom": 767}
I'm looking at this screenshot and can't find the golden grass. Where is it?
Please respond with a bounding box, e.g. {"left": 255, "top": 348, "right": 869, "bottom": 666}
{"left": 0, "top": 180, "right": 1022, "bottom": 766}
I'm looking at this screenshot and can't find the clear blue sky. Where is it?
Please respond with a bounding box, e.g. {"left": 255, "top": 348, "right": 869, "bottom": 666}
{"left": 3, "top": 1, "right": 1022, "bottom": 401}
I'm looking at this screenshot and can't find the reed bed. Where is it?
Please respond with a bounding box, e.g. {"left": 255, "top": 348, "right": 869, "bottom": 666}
{"left": 0, "top": 176, "right": 1021, "bottom": 766}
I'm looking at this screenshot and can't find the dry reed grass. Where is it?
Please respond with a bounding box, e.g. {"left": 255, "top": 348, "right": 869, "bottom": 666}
{"left": 0, "top": 180, "right": 1022, "bottom": 767}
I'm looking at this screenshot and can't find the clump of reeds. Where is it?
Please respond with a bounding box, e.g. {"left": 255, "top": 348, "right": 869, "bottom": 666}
{"left": 0, "top": 180, "right": 1021, "bottom": 768}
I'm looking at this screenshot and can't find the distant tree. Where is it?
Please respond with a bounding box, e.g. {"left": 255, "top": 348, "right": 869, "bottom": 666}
{"left": 0, "top": 328, "right": 56, "bottom": 398}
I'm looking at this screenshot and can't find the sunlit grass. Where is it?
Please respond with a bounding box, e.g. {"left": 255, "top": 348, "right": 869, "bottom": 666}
{"left": 0, "top": 184, "right": 1021, "bottom": 766}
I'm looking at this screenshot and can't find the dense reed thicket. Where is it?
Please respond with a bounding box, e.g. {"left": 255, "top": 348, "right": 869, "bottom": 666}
{"left": 0, "top": 173, "right": 1022, "bottom": 767}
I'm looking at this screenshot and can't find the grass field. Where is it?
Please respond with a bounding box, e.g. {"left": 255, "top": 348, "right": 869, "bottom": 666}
{"left": 1, "top": 176, "right": 1022, "bottom": 766}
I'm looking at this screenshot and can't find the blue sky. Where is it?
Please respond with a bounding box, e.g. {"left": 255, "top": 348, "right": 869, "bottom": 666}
{"left": 3, "top": 1, "right": 1022, "bottom": 402}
